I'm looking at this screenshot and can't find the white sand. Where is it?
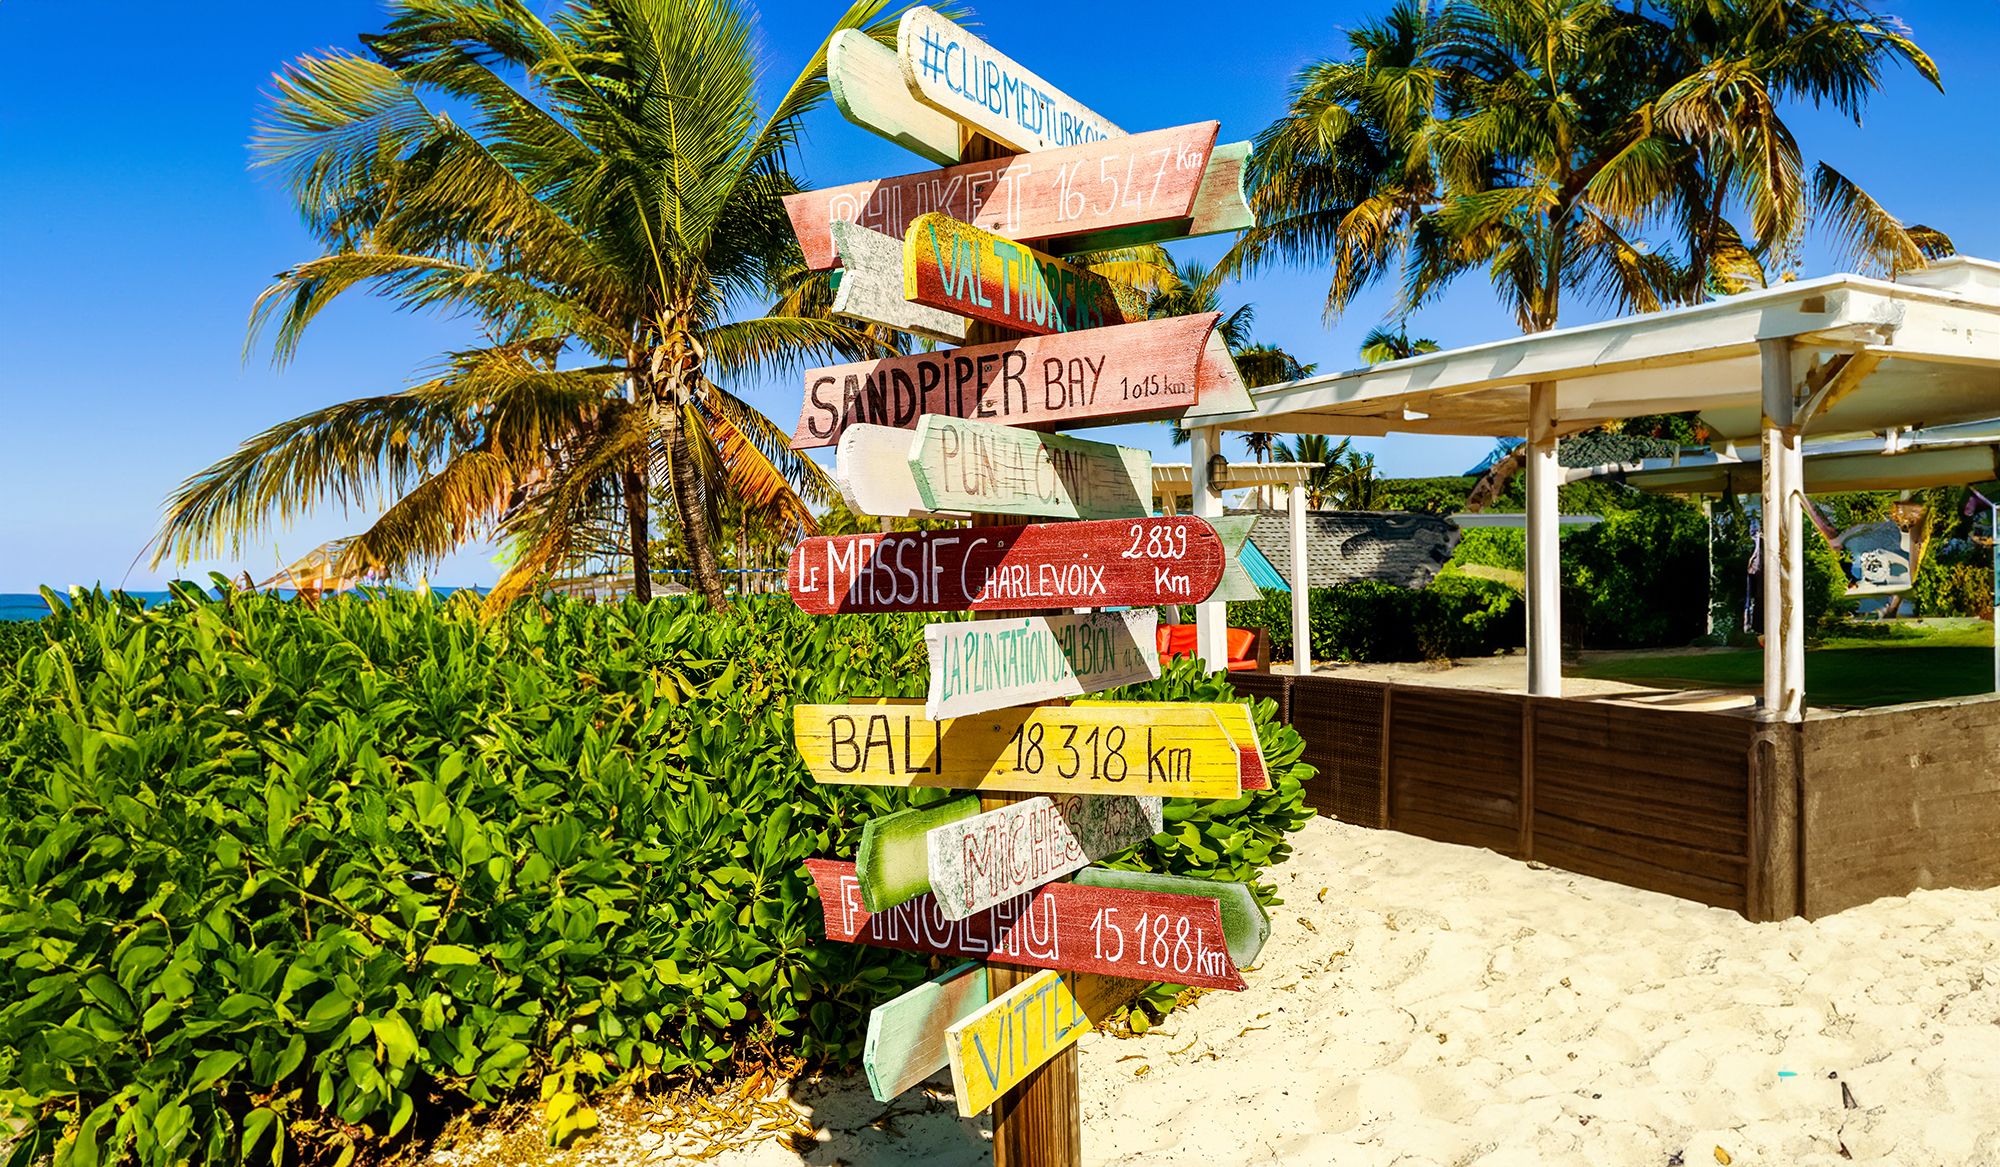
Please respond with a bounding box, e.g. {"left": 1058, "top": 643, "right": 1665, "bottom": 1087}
{"left": 439, "top": 816, "right": 2000, "bottom": 1166}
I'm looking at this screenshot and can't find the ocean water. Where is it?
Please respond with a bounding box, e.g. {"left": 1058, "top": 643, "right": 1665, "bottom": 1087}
{"left": 0, "top": 588, "right": 483, "bottom": 621}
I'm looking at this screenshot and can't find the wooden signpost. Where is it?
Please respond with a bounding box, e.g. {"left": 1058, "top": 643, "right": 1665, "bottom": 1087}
{"left": 806, "top": 859, "right": 1247, "bottom": 991}
{"left": 787, "top": 517, "right": 1226, "bottom": 615}
{"left": 1072, "top": 867, "right": 1272, "bottom": 968}
{"left": 792, "top": 702, "right": 1243, "bottom": 799}
{"left": 791, "top": 11, "right": 1276, "bottom": 1159}
{"left": 927, "top": 793, "right": 1163, "bottom": 920}
{"left": 911, "top": 416, "right": 1151, "bottom": 520}
{"left": 903, "top": 213, "right": 1146, "bottom": 336}
{"left": 897, "top": 6, "right": 1119, "bottom": 153}
{"left": 790, "top": 311, "right": 1229, "bottom": 449}
{"left": 830, "top": 221, "right": 971, "bottom": 344}
{"left": 783, "top": 122, "right": 1220, "bottom": 272}
{"left": 947, "top": 969, "right": 1093, "bottom": 1117}
{"left": 926, "top": 610, "right": 1158, "bottom": 720}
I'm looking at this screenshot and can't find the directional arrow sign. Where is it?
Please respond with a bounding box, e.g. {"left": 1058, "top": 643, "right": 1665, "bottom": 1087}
{"left": 925, "top": 610, "right": 1159, "bottom": 720}
{"left": 784, "top": 123, "right": 1217, "bottom": 271}
{"left": 791, "top": 312, "right": 1232, "bottom": 449}
{"left": 836, "top": 424, "right": 934, "bottom": 518}
{"left": 947, "top": 968, "right": 1092, "bottom": 1116}
{"left": 1073, "top": 867, "right": 1272, "bottom": 969}
{"left": 865, "top": 961, "right": 988, "bottom": 1102}
{"left": 792, "top": 702, "right": 1243, "bottom": 798}
{"left": 927, "top": 793, "right": 1163, "bottom": 920}
{"left": 903, "top": 213, "right": 1145, "bottom": 336}
{"left": 830, "top": 222, "right": 969, "bottom": 344}
{"left": 1079, "top": 700, "right": 1268, "bottom": 792}
{"left": 806, "top": 858, "right": 1246, "bottom": 990}
{"left": 829, "top": 28, "right": 965, "bottom": 167}
{"left": 910, "top": 415, "right": 1151, "bottom": 520}
{"left": 787, "top": 517, "right": 1225, "bottom": 614}
{"left": 855, "top": 795, "right": 982, "bottom": 912}
{"left": 1207, "top": 514, "right": 1264, "bottom": 603}
{"left": 898, "top": 6, "right": 1118, "bottom": 154}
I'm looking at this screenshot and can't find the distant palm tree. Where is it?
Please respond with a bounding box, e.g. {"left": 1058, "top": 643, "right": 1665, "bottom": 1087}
{"left": 1146, "top": 260, "right": 1314, "bottom": 455}
{"left": 1230, "top": 0, "right": 1950, "bottom": 510}
{"left": 153, "top": 0, "right": 908, "bottom": 609}
{"left": 1359, "top": 324, "right": 1440, "bottom": 365}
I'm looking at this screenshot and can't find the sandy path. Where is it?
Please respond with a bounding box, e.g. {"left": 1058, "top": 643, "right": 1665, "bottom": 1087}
{"left": 437, "top": 815, "right": 2000, "bottom": 1166}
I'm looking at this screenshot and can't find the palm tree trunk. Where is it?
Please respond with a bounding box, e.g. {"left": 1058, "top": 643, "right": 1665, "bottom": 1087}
{"left": 657, "top": 394, "right": 728, "bottom": 609}
{"left": 624, "top": 461, "right": 653, "bottom": 602}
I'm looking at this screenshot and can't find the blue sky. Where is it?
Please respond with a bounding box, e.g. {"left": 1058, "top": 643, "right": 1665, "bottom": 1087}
{"left": 2, "top": 1, "right": 1995, "bottom": 593}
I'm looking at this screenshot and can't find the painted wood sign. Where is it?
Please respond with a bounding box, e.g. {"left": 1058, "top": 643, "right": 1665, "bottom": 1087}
{"left": 910, "top": 415, "right": 1150, "bottom": 520}
{"left": 864, "top": 961, "right": 987, "bottom": 1102}
{"left": 927, "top": 793, "right": 1163, "bottom": 920}
{"left": 903, "top": 213, "right": 1145, "bottom": 336}
{"left": 1080, "top": 700, "right": 1267, "bottom": 791}
{"left": 787, "top": 517, "right": 1225, "bottom": 615}
{"left": 898, "top": 6, "right": 1119, "bottom": 154}
{"left": 855, "top": 795, "right": 981, "bottom": 912}
{"left": 806, "top": 858, "right": 1247, "bottom": 991}
{"left": 1073, "top": 867, "right": 1271, "bottom": 968}
{"left": 1206, "top": 514, "right": 1263, "bottom": 603}
{"left": 947, "top": 968, "right": 1092, "bottom": 1116}
{"left": 836, "top": 424, "right": 934, "bottom": 518}
{"left": 829, "top": 222, "right": 969, "bottom": 344}
{"left": 784, "top": 123, "right": 1218, "bottom": 271}
{"left": 829, "top": 28, "right": 964, "bottom": 167}
{"left": 790, "top": 312, "right": 1237, "bottom": 449}
{"left": 925, "top": 610, "right": 1159, "bottom": 720}
{"left": 792, "top": 702, "right": 1243, "bottom": 799}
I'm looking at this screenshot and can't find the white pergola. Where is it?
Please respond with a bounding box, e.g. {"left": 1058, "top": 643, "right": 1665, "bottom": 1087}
{"left": 1153, "top": 460, "right": 1322, "bottom": 676}
{"left": 1187, "top": 257, "right": 2000, "bottom": 722}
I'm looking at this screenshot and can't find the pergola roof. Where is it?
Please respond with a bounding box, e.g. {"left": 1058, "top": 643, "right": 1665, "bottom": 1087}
{"left": 1209, "top": 257, "right": 2000, "bottom": 443}
{"left": 1602, "top": 420, "right": 2000, "bottom": 496}
{"left": 1152, "top": 461, "right": 1322, "bottom": 496}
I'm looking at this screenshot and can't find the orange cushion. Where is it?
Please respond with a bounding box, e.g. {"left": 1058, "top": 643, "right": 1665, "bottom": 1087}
{"left": 1156, "top": 624, "right": 1201, "bottom": 657}
{"left": 1157, "top": 623, "right": 1257, "bottom": 666}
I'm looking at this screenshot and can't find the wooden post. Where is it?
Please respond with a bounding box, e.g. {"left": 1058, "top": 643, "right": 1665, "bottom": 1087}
{"left": 1288, "top": 477, "right": 1311, "bottom": 676}
{"left": 1760, "top": 339, "right": 1804, "bottom": 722}
{"left": 1190, "top": 424, "right": 1226, "bottom": 671}
{"left": 960, "top": 124, "right": 1084, "bottom": 1167}
{"left": 1525, "top": 382, "right": 1562, "bottom": 697}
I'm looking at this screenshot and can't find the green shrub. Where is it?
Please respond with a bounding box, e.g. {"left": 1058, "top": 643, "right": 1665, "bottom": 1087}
{"left": 1228, "top": 576, "right": 1521, "bottom": 663}
{"left": 1560, "top": 498, "right": 1711, "bottom": 648}
{"left": 1449, "top": 528, "right": 1525, "bottom": 573}
{"left": 0, "top": 619, "right": 43, "bottom": 671}
{"left": 1372, "top": 476, "right": 1475, "bottom": 515}
{"left": 1913, "top": 543, "right": 1996, "bottom": 618}
{"left": 0, "top": 583, "right": 1312, "bottom": 1166}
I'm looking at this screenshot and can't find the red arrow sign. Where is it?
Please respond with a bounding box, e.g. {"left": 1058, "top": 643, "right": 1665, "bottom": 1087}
{"left": 788, "top": 517, "right": 1224, "bottom": 614}
{"left": 791, "top": 312, "right": 1227, "bottom": 450}
{"left": 785, "top": 122, "right": 1219, "bottom": 271}
{"left": 805, "top": 859, "right": 1245, "bottom": 991}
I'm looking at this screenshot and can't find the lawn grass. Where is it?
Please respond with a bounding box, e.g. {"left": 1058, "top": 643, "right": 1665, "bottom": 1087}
{"left": 1576, "top": 619, "right": 1997, "bottom": 709}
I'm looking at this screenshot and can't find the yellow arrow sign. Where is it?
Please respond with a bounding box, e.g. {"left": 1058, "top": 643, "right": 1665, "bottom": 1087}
{"left": 946, "top": 968, "right": 1093, "bottom": 1116}
{"left": 792, "top": 701, "right": 1242, "bottom": 798}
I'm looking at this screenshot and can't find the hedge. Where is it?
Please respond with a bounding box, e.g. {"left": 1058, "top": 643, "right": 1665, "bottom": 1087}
{"left": 1228, "top": 575, "right": 1523, "bottom": 663}
{"left": 0, "top": 583, "right": 1312, "bottom": 1166}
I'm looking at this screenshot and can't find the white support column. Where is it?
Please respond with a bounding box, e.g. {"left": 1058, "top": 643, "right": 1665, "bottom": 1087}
{"left": 1525, "top": 382, "right": 1562, "bottom": 697}
{"left": 1189, "top": 425, "right": 1226, "bottom": 672}
{"left": 1288, "top": 480, "right": 1312, "bottom": 676}
{"left": 1760, "top": 338, "right": 1805, "bottom": 722}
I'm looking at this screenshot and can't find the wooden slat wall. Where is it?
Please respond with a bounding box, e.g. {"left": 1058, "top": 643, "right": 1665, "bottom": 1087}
{"left": 1225, "top": 672, "right": 1289, "bottom": 724}
{"left": 1530, "top": 702, "right": 1754, "bottom": 913}
{"left": 1800, "top": 695, "right": 2000, "bottom": 918}
{"left": 1386, "top": 688, "right": 1522, "bottom": 855}
{"left": 1288, "top": 676, "right": 1386, "bottom": 826}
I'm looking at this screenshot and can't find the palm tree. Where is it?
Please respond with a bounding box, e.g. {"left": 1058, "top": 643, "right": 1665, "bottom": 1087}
{"left": 1231, "top": 0, "right": 1950, "bottom": 509}
{"left": 1145, "top": 259, "right": 1314, "bottom": 455}
{"left": 1273, "top": 434, "right": 1351, "bottom": 510}
{"left": 153, "top": 0, "right": 909, "bottom": 609}
{"left": 1359, "top": 323, "right": 1440, "bottom": 365}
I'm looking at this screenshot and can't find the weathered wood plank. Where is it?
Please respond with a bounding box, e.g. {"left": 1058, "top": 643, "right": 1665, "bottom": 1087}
{"left": 829, "top": 28, "right": 964, "bottom": 167}
{"left": 947, "top": 968, "right": 1092, "bottom": 1116}
{"left": 1206, "top": 514, "right": 1262, "bottom": 603}
{"left": 792, "top": 702, "right": 1243, "bottom": 798}
{"left": 791, "top": 313, "right": 1231, "bottom": 449}
{"left": 855, "top": 795, "right": 982, "bottom": 912}
{"left": 927, "top": 793, "right": 1163, "bottom": 920}
{"left": 1180, "top": 323, "right": 1256, "bottom": 422}
{"left": 897, "top": 6, "right": 1119, "bottom": 154}
{"left": 830, "top": 221, "right": 970, "bottom": 345}
{"left": 1070, "top": 867, "right": 1272, "bottom": 968}
{"left": 784, "top": 123, "right": 1218, "bottom": 271}
{"left": 836, "top": 423, "right": 933, "bottom": 518}
{"left": 1079, "top": 700, "right": 1267, "bottom": 791}
{"left": 865, "top": 961, "right": 988, "bottom": 1102}
{"left": 1058, "top": 141, "right": 1254, "bottom": 252}
{"left": 787, "top": 517, "right": 1226, "bottom": 614}
{"left": 902, "top": 213, "right": 1145, "bottom": 336}
{"left": 926, "top": 610, "right": 1160, "bottom": 720}
{"left": 806, "top": 858, "right": 1246, "bottom": 990}
{"left": 909, "top": 415, "right": 1151, "bottom": 521}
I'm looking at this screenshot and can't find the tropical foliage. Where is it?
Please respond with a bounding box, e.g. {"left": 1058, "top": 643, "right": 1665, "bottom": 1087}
{"left": 153, "top": 0, "right": 911, "bottom": 610}
{"left": 1274, "top": 434, "right": 1379, "bottom": 510}
{"left": 1145, "top": 260, "right": 1313, "bottom": 455}
{"left": 0, "top": 585, "right": 1313, "bottom": 1166}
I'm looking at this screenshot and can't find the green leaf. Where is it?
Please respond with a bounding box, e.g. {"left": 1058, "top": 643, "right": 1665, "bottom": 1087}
{"left": 425, "top": 944, "right": 482, "bottom": 967}
{"left": 187, "top": 1050, "right": 243, "bottom": 1091}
